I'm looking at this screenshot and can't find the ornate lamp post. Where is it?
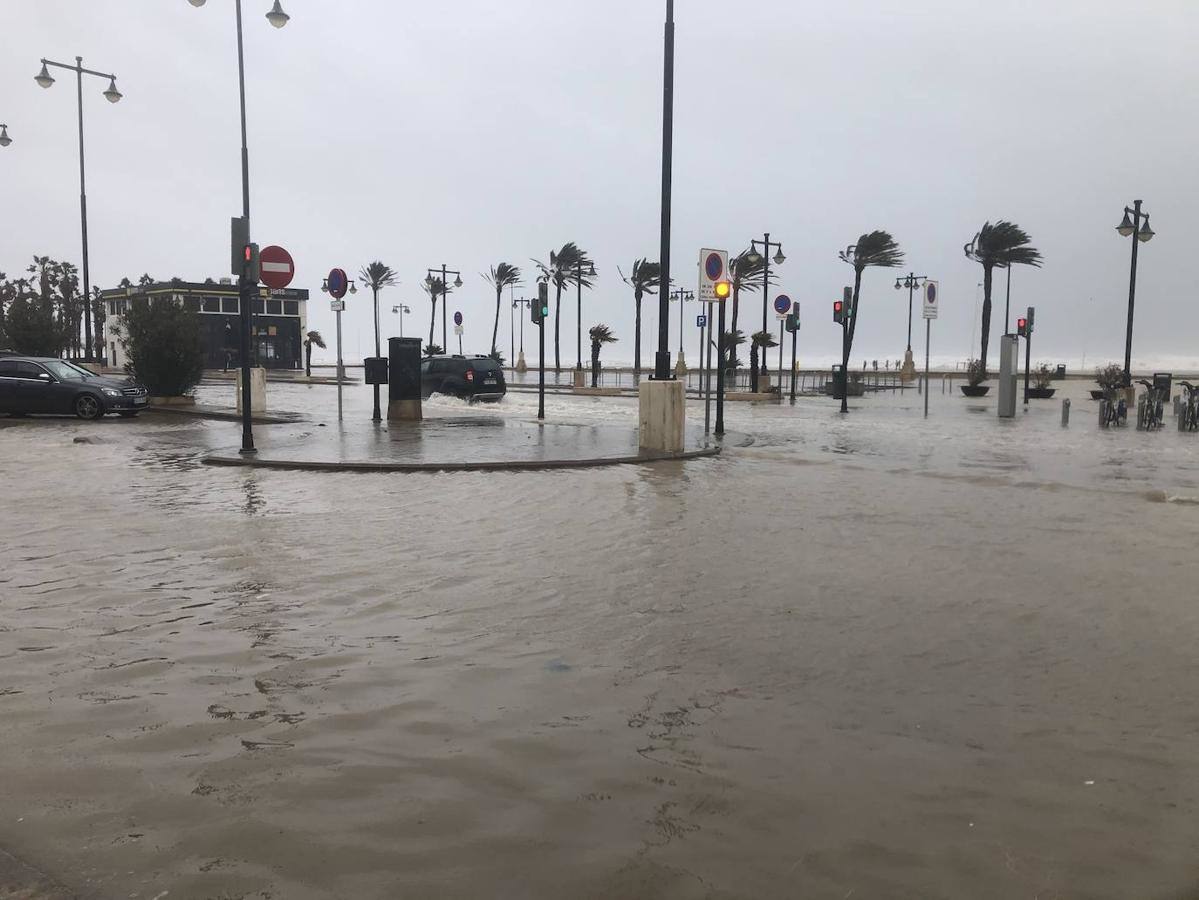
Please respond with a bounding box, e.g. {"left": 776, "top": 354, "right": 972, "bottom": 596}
{"left": 1116, "top": 200, "right": 1155, "bottom": 387}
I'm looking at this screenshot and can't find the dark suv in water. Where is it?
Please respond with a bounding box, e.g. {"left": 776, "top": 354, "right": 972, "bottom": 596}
{"left": 0, "top": 357, "right": 149, "bottom": 420}
{"left": 420, "top": 355, "right": 506, "bottom": 402}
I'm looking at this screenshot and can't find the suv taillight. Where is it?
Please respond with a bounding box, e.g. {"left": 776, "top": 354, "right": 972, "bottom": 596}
{"left": 465, "top": 369, "right": 475, "bottom": 383}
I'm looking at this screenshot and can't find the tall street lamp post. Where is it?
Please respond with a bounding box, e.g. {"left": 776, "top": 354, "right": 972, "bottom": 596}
{"left": 392, "top": 304, "right": 410, "bottom": 338}
{"left": 188, "top": 0, "right": 290, "bottom": 454}
{"left": 511, "top": 295, "right": 529, "bottom": 372}
{"left": 1116, "top": 199, "right": 1155, "bottom": 387}
{"left": 652, "top": 0, "right": 675, "bottom": 382}
{"left": 669, "top": 287, "right": 694, "bottom": 369}
{"left": 894, "top": 272, "right": 926, "bottom": 381}
{"left": 35, "top": 56, "right": 124, "bottom": 363}
{"left": 746, "top": 234, "right": 785, "bottom": 375}
{"left": 426, "top": 265, "right": 462, "bottom": 351}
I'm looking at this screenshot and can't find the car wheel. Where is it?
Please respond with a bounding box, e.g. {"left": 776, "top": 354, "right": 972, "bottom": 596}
{"left": 118, "top": 411, "right": 140, "bottom": 418}
{"left": 74, "top": 394, "right": 104, "bottom": 420}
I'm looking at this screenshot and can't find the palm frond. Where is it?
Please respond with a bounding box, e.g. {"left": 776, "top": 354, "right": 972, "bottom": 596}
{"left": 730, "top": 249, "right": 769, "bottom": 293}
{"left": 359, "top": 260, "right": 398, "bottom": 290}
{"left": 305, "top": 330, "right": 326, "bottom": 349}
{"left": 619, "top": 258, "right": 661, "bottom": 296}
{"left": 483, "top": 262, "right": 522, "bottom": 290}
{"left": 965, "top": 220, "right": 1043, "bottom": 268}
{"left": 840, "top": 231, "right": 904, "bottom": 270}
{"left": 589, "top": 323, "right": 617, "bottom": 344}
{"left": 751, "top": 329, "right": 778, "bottom": 349}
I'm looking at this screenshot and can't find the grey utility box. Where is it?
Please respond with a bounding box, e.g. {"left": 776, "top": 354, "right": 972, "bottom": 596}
{"left": 997, "top": 334, "right": 1019, "bottom": 418}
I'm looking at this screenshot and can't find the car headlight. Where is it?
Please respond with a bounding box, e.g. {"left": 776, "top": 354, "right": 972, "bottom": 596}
{"left": 102, "top": 388, "right": 121, "bottom": 397}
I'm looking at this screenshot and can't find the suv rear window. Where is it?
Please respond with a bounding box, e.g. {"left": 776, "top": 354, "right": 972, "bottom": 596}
{"left": 469, "top": 359, "right": 500, "bottom": 373}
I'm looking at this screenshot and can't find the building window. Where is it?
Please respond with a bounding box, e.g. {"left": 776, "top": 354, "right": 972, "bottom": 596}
{"left": 253, "top": 299, "right": 265, "bottom": 314}
{"left": 283, "top": 300, "right": 299, "bottom": 316}
{"left": 108, "top": 301, "right": 116, "bottom": 316}
{"left": 202, "top": 297, "right": 221, "bottom": 313}
{"left": 266, "top": 300, "right": 282, "bottom": 315}
{"left": 222, "top": 298, "right": 239, "bottom": 314}
{"left": 185, "top": 297, "right": 202, "bottom": 311}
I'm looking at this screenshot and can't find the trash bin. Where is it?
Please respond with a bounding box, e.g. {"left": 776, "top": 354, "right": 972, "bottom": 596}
{"left": 364, "top": 356, "right": 388, "bottom": 385}
{"left": 1055, "top": 364, "right": 1067, "bottom": 380}
{"left": 1153, "top": 372, "right": 1172, "bottom": 399}
{"left": 387, "top": 337, "right": 422, "bottom": 421}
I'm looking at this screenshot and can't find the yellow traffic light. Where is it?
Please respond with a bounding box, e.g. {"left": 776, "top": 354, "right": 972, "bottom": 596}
{"left": 714, "top": 279, "right": 731, "bottom": 301}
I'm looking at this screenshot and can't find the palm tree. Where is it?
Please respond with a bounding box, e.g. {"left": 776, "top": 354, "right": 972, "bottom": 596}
{"left": 722, "top": 329, "right": 746, "bottom": 373}
{"left": 749, "top": 330, "right": 778, "bottom": 390}
{"left": 359, "top": 261, "right": 398, "bottom": 421}
{"left": 483, "top": 263, "right": 522, "bottom": 359}
{"left": 964, "top": 221, "right": 1043, "bottom": 374}
{"left": 728, "top": 249, "right": 769, "bottom": 377}
{"left": 423, "top": 343, "right": 443, "bottom": 358}
{"left": 617, "top": 258, "right": 661, "bottom": 379}
{"left": 589, "top": 323, "right": 617, "bottom": 387}
{"left": 533, "top": 242, "right": 593, "bottom": 374}
{"left": 422, "top": 277, "right": 449, "bottom": 349}
{"left": 837, "top": 231, "right": 905, "bottom": 413}
{"left": 303, "top": 330, "right": 325, "bottom": 377}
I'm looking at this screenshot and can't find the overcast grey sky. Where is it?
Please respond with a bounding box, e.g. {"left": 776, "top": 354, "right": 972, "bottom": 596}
{"left": 3, "top": 0, "right": 1197, "bottom": 368}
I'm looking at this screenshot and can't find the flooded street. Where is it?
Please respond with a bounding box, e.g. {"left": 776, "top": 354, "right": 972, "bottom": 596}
{"left": 2, "top": 381, "right": 1198, "bottom": 899}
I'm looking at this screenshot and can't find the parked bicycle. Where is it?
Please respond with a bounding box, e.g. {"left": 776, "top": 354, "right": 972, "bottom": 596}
{"left": 1179, "top": 381, "right": 1199, "bottom": 432}
{"left": 1098, "top": 388, "right": 1126, "bottom": 428}
{"left": 1136, "top": 379, "right": 1165, "bottom": 431}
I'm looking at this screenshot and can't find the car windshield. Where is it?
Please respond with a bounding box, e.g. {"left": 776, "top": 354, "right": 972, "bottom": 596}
{"left": 42, "top": 360, "right": 93, "bottom": 381}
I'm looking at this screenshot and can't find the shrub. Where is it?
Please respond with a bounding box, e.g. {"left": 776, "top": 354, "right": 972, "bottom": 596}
{"left": 121, "top": 298, "right": 204, "bottom": 396}
{"left": 1095, "top": 363, "right": 1124, "bottom": 391}
{"left": 1034, "top": 363, "right": 1053, "bottom": 389}
{"left": 966, "top": 358, "right": 987, "bottom": 386}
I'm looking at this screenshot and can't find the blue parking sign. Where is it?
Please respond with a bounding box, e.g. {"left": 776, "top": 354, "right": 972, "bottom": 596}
{"left": 696, "top": 314, "right": 707, "bottom": 328}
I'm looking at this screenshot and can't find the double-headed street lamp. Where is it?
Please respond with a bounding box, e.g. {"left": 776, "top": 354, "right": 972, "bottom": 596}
{"left": 511, "top": 295, "right": 530, "bottom": 370}
{"left": 392, "top": 304, "right": 411, "bottom": 338}
{"left": 426, "top": 266, "right": 463, "bottom": 351}
{"left": 1116, "top": 199, "right": 1155, "bottom": 387}
{"left": 669, "top": 287, "right": 694, "bottom": 364}
{"left": 746, "top": 233, "right": 785, "bottom": 373}
{"left": 0, "top": 124, "right": 11, "bottom": 148}
{"left": 188, "top": 0, "right": 290, "bottom": 454}
{"left": 35, "top": 56, "right": 124, "bottom": 363}
{"left": 893, "top": 273, "right": 927, "bottom": 352}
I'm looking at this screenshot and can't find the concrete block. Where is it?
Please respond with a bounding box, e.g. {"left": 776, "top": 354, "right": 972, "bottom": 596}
{"left": 572, "top": 369, "right": 586, "bottom": 388}
{"left": 638, "top": 379, "right": 685, "bottom": 453}
{"left": 236, "top": 367, "right": 267, "bottom": 415}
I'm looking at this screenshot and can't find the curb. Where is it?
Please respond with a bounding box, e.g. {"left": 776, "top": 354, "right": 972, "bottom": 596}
{"left": 147, "top": 406, "right": 302, "bottom": 425}
{"left": 202, "top": 445, "right": 720, "bottom": 474}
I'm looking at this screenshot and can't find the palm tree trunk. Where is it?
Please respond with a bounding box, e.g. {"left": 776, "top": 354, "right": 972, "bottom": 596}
{"left": 591, "top": 342, "right": 600, "bottom": 388}
{"left": 491, "top": 285, "right": 501, "bottom": 357}
{"left": 841, "top": 268, "right": 864, "bottom": 414}
{"left": 980, "top": 264, "right": 994, "bottom": 376}
{"left": 634, "top": 291, "right": 642, "bottom": 378}
{"left": 553, "top": 281, "right": 563, "bottom": 374}
{"left": 428, "top": 297, "right": 436, "bottom": 349}
{"left": 305, "top": 343, "right": 311, "bottom": 377}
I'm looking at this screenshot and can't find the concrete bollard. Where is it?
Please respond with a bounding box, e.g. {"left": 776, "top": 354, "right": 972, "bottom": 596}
{"left": 1174, "top": 395, "right": 1182, "bottom": 417}
{"left": 1061, "top": 398, "right": 1070, "bottom": 426}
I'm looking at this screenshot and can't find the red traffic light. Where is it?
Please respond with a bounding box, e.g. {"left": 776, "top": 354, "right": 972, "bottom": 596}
{"left": 833, "top": 300, "right": 845, "bottom": 324}
{"left": 1017, "top": 317, "right": 1028, "bottom": 337}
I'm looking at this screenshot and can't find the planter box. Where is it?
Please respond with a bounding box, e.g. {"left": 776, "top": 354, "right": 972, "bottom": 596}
{"left": 149, "top": 395, "right": 197, "bottom": 406}
{"left": 1090, "top": 389, "right": 1107, "bottom": 401}
{"left": 1026, "top": 387, "right": 1056, "bottom": 399}
{"left": 960, "top": 385, "right": 990, "bottom": 397}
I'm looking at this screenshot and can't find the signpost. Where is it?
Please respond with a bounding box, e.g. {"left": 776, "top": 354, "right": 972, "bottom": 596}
{"left": 699, "top": 249, "right": 729, "bottom": 436}
{"left": 773, "top": 294, "right": 791, "bottom": 396}
{"left": 259, "top": 245, "right": 295, "bottom": 290}
{"left": 1023, "top": 305, "right": 1035, "bottom": 406}
{"left": 785, "top": 307, "right": 800, "bottom": 403}
{"left": 922, "top": 280, "right": 939, "bottom": 418}
{"left": 328, "top": 267, "right": 349, "bottom": 422}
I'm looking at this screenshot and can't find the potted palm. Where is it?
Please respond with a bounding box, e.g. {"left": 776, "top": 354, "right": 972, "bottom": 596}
{"left": 1027, "top": 363, "right": 1056, "bottom": 399}
{"left": 750, "top": 330, "right": 778, "bottom": 392}
{"left": 303, "top": 330, "right": 325, "bottom": 378}
{"left": 1093, "top": 363, "right": 1123, "bottom": 400}
{"left": 960, "top": 358, "right": 989, "bottom": 396}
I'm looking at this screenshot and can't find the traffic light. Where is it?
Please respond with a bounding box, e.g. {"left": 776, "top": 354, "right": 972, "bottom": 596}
{"left": 1017, "top": 317, "right": 1028, "bottom": 338}
{"left": 833, "top": 300, "right": 845, "bottom": 324}
{"left": 532, "top": 280, "right": 549, "bottom": 324}
{"left": 714, "top": 280, "right": 731, "bottom": 301}
{"left": 243, "top": 242, "right": 260, "bottom": 283}
{"left": 785, "top": 312, "right": 799, "bottom": 333}
{"left": 230, "top": 216, "right": 249, "bottom": 277}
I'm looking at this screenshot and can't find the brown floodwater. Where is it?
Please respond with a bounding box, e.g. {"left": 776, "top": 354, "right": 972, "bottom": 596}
{"left": 2, "top": 380, "right": 1198, "bottom": 899}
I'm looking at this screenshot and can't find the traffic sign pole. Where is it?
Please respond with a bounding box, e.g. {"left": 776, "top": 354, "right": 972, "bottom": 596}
{"left": 336, "top": 304, "right": 344, "bottom": 422}
{"left": 790, "top": 325, "right": 798, "bottom": 404}
{"left": 704, "top": 301, "right": 714, "bottom": 434}
{"left": 716, "top": 299, "right": 726, "bottom": 435}
{"left": 925, "top": 318, "right": 931, "bottom": 418}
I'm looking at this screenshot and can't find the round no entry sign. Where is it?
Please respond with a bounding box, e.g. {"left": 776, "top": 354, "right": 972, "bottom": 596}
{"left": 259, "top": 245, "right": 295, "bottom": 290}
{"left": 773, "top": 294, "right": 792, "bottom": 316}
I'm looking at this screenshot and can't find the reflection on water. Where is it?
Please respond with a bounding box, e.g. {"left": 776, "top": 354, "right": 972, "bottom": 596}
{"left": 1, "top": 381, "right": 1198, "bottom": 899}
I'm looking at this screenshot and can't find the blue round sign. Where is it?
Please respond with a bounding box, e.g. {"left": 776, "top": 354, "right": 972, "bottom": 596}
{"left": 453, "top": 310, "right": 463, "bottom": 326}
{"left": 773, "top": 294, "right": 792, "bottom": 316}
{"left": 705, "top": 252, "right": 724, "bottom": 281}
{"left": 327, "top": 268, "right": 348, "bottom": 300}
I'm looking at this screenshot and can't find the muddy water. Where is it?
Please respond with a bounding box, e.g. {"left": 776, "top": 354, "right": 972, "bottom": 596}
{"left": 2, "top": 382, "right": 1198, "bottom": 899}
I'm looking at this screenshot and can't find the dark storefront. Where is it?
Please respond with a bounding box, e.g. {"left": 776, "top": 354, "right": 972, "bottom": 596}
{"left": 101, "top": 282, "right": 309, "bottom": 371}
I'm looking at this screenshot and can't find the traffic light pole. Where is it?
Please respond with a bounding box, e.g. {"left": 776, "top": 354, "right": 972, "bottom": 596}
{"left": 715, "top": 300, "right": 726, "bottom": 435}
{"left": 789, "top": 325, "right": 797, "bottom": 403}
{"left": 777, "top": 319, "right": 784, "bottom": 394}
{"left": 1023, "top": 319, "right": 1032, "bottom": 406}
{"left": 234, "top": 0, "right": 256, "bottom": 455}
{"left": 653, "top": 0, "right": 674, "bottom": 381}
{"left": 537, "top": 316, "right": 545, "bottom": 421}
